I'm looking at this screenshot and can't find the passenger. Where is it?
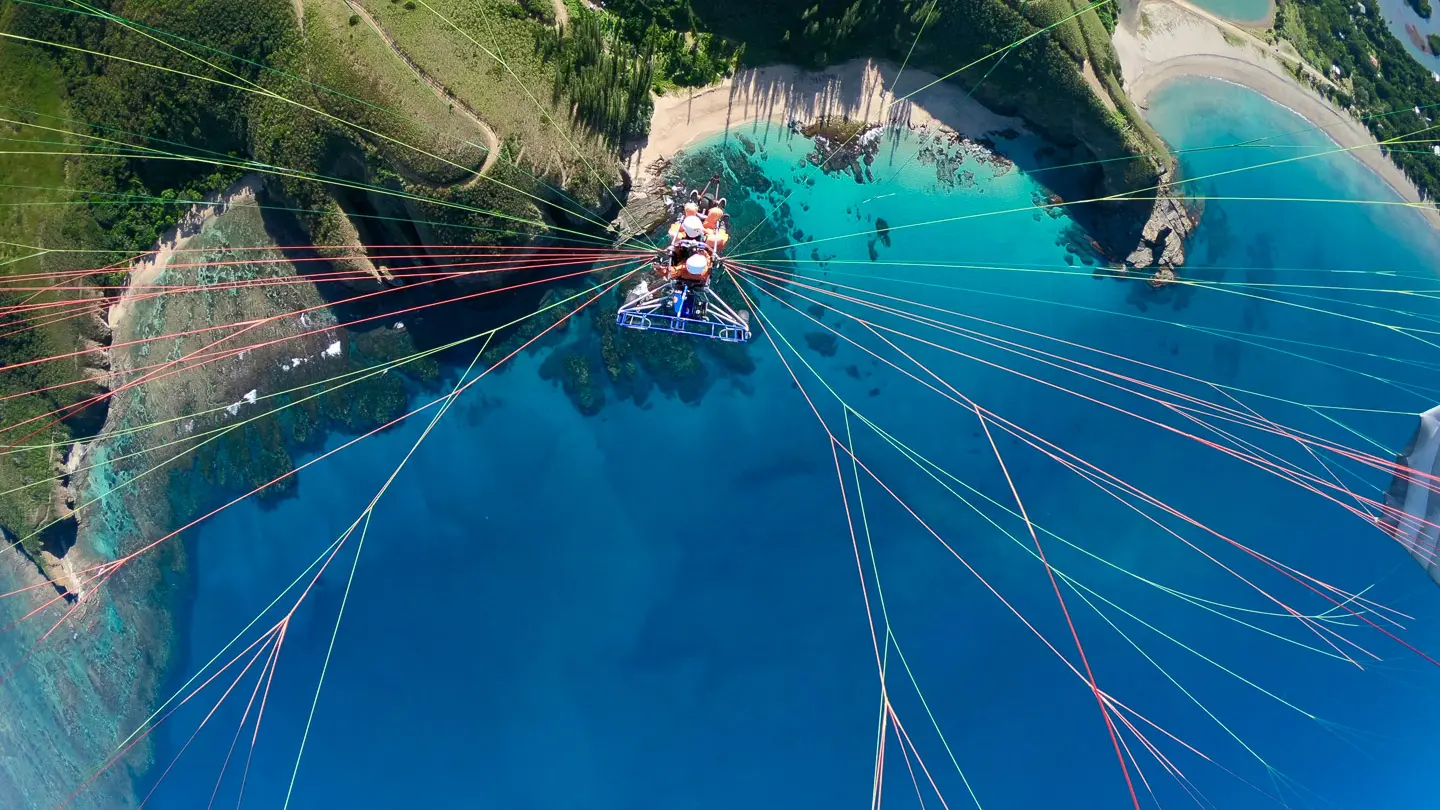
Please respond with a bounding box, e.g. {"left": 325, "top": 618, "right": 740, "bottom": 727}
{"left": 703, "top": 206, "right": 724, "bottom": 231}
{"left": 668, "top": 204, "right": 702, "bottom": 245}
{"left": 666, "top": 214, "right": 706, "bottom": 271}
{"left": 704, "top": 206, "right": 729, "bottom": 254}
{"left": 681, "top": 214, "right": 705, "bottom": 241}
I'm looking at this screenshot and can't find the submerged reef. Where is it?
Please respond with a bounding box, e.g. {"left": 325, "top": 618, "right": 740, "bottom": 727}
{"left": 532, "top": 141, "right": 801, "bottom": 415}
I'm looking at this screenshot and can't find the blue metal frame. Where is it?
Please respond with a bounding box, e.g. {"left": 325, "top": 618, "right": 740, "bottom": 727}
{"left": 615, "top": 310, "right": 750, "bottom": 343}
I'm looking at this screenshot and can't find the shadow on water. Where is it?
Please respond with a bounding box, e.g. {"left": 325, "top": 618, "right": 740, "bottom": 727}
{"left": 255, "top": 145, "right": 616, "bottom": 366}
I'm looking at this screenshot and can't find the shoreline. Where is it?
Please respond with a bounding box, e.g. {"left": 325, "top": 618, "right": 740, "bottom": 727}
{"left": 627, "top": 58, "right": 1025, "bottom": 175}
{"left": 109, "top": 174, "right": 268, "bottom": 331}
{"left": 1116, "top": 0, "right": 1440, "bottom": 228}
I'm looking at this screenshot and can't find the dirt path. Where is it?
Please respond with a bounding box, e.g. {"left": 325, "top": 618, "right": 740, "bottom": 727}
{"left": 351, "top": 2, "right": 501, "bottom": 179}
{"left": 552, "top": 0, "right": 569, "bottom": 27}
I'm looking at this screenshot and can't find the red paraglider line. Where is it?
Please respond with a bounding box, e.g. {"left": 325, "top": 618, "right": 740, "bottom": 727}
{"left": 737, "top": 261, "right": 1440, "bottom": 500}
{"left": 55, "top": 623, "right": 286, "bottom": 810}
{"left": 0, "top": 242, "right": 648, "bottom": 286}
{"left": 48, "top": 270, "right": 636, "bottom": 810}
{"left": 0, "top": 251, "right": 621, "bottom": 379}
{"left": 20, "top": 270, "right": 635, "bottom": 650}
{"left": 734, "top": 279, "right": 1162, "bottom": 807}
{"left": 738, "top": 270, "right": 1368, "bottom": 615}
{"left": 237, "top": 621, "right": 287, "bottom": 809}
{"left": 0, "top": 251, "right": 627, "bottom": 333}
{"left": 0, "top": 254, "right": 630, "bottom": 459}
{"left": 0, "top": 246, "right": 639, "bottom": 288}
{"left": 885, "top": 705, "right": 939, "bottom": 810}
{"left": 737, "top": 267, "right": 1440, "bottom": 582}
{"left": 0, "top": 255, "right": 606, "bottom": 409}
{"left": 734, "top": 259, "right": 1440, "bottom": 501}
{"left": 136, "top": 632, "right": 280, "bottom": 809}
{"left": 976, "top": 408, "right": 1143, "bottom": 810}
{"left": 735, "top": 271, "right": 1404, "bottom": 803}
{"left": 207, "top": 632, "right": 279, "bottom": 810}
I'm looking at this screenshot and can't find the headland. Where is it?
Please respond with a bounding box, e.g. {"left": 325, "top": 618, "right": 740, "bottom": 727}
{"left": 1117, "top": 0, "right": 1440, "bottom": 228}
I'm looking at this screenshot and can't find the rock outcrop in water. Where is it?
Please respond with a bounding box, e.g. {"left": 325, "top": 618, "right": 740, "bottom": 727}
{"left": 798, "top": 117, "right": 884, "bottom": 182}
{"left": 1121, "top": 172, "right": 1200, "bottom": 284}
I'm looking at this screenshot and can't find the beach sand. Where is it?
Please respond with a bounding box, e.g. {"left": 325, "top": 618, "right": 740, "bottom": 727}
{"left": 628, "top": 58, "right": 1023, "bottom": 175}
{"left": 1116, "top": 0, "right": 1440, "bottom": 226}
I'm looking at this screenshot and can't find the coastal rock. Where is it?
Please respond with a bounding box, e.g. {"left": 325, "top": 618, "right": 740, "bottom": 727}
{"left": 1121, "top": 175, "right": 1199, "bottom": 282}
{"left": 1125, "top": 243, "right": 1154, "bottom": 267}
{"left": 609, "top": 157, "right": 673, "bottom": 247}
{"left": 801, "top": 118, "right": 883, "bottom": 180}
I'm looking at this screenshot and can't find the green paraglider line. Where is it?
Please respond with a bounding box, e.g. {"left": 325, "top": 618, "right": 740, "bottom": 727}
{"left": 55, "top": 268, "right": 640, "bottom": 807}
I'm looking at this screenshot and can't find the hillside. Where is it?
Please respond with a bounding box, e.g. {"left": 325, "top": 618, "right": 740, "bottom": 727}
{"left": 0, "top": 0, "right": 618, "bottom": 560}
{"left": 1278, "top": 0, "right": 1440, "bottom": 199}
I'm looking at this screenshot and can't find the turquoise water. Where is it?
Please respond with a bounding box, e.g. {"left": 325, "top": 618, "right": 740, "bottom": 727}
{"left": 1188, "top": 0, "right": 1272, "bottom": 24}
{"left": 88, "top": 77, "right": 1440, "bottom": 809}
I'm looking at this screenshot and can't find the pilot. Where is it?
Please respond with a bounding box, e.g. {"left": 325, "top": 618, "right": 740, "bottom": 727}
{"left": 682, "top": 252, "right": 711, "bottom": 282}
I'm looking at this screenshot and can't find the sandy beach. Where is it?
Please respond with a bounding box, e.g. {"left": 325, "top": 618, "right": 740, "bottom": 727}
{"left": 1116, "top": 0, "right": 1440, "bottom": 226}
{"left": 628, "top": 58, "right": 1024, "bottom": 174}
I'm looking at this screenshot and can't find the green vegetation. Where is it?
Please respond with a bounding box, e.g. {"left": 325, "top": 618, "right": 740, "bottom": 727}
{"left": 577, "top": 0, "right": 743, "bottom": 88}
{"left": 350, "top": 0, "right": 620, "bottom": 197}
{"left": 1095, "top": 0, "right": 1118, "bottom": 33}
{"left": 304, "top": 0, "right": 491, "bottom": 186}
{"left": 7, "top": 0, "right": 294, "bottom": 255}
{"left": 0, "top": 0, "right": 300, "bottom": 553}
{"left": 0, "top": 0, "right": 568, "bottom": 560}
{"left": 1408, "top": 0, "right": 1432, "bottom": 19}
{"left": 1429, "top": 32, "right": 1440, "bottom": 52}
{"left": 1279, "top": 0, "right": 1440, "bottom": 199}
{"left": 535, "top": 11, "right": 656, "bottom": 147}
{"left": 512, "top": 0, "right": 556, "bottom": 24}
{"left": 680, "top": 0, "right": 1163, "bottom": 194}
{"left": 0, "top": 0, "right": 1171, "bottom": 560}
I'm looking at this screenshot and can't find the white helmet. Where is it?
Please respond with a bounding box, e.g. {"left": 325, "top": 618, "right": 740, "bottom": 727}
{"left": 685, "top": 253, "right": 709, "bottom": 275}
{"left": 682, "top": 215, "right": 704, "bottom": 238}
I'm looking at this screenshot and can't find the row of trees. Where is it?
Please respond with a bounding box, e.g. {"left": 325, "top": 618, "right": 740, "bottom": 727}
{"left": 535, "top": 12, "right": 656, "bottom": 146}
{"left": 1279, "top": 0, "right": 1440, "bottom": 200}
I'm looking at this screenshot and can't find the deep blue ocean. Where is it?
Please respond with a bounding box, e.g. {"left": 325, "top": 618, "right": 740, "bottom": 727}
{"left": 115, "top": 78, "right": 1440, "bottom": 809}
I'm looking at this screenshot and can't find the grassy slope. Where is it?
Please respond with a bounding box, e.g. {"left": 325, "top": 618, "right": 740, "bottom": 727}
{"left": 0, "top": 28, "right": 103, "bottom": 553}
{"left": 304, "top": 0, "right": 491, "bottom": 185}
{"left": 352, "top": 0, "right": 618, "bottom": 192}
{"left": 922, "top": 0, "right": 1166, "bottom": 192}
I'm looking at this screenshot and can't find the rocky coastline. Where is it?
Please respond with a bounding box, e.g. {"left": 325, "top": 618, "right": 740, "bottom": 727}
{"left": 613, "top": 114, "right": 1202, "bottom": 286}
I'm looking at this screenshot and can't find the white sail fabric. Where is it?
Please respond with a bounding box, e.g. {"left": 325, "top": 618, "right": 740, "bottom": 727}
{"left": 1383, "top": 404, "right": 1440, "bottom": 586}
